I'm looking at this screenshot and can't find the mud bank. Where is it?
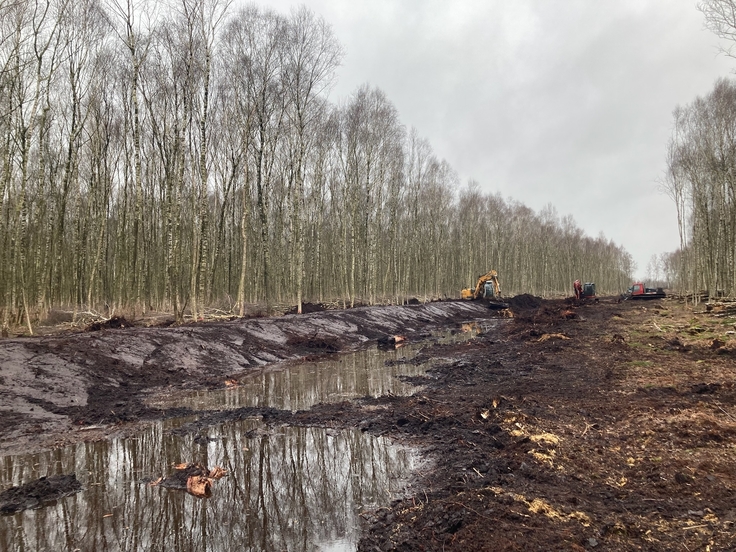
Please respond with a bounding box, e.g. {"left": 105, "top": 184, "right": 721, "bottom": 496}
{"left": 0, "top": 300, "right": 492, "bottom": 456}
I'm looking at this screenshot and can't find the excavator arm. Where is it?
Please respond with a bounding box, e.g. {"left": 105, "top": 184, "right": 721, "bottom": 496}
{"left": 489, "top": 273, "right": 501, "bottom": 297}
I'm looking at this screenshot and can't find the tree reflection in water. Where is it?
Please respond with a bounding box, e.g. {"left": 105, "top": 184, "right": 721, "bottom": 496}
{"left": 145, "top": 326, "right": 486, "bottom": 414}
{"left": 0, "top": 328, "right": 487, "bottom": 550}
{"left": 147, "top": 342, "right": 434, "bottom": 413}
{"left": 0, "top": 418, "right": 415, "bottom": 551}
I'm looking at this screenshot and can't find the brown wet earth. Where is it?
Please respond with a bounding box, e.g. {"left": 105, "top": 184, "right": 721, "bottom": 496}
{"left": 1, "top": 297, "right": 736, "bottom": 550}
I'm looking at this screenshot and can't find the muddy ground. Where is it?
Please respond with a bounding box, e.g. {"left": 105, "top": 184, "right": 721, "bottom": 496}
{"left": 0, "top": 301, "right": 488, "bottom": 455}
{"left": 1, "top": 296, "right": 736, "bottom": 550}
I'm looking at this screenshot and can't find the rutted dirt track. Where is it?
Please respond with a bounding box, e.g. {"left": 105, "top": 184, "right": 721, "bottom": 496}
{"left": 2, "top": 296, "right": 736, "bottom": 550}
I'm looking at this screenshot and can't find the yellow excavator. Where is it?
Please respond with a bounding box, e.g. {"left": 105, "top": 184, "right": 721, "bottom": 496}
{"left": 461, "top": 270, "right": 501, "bottom": 300}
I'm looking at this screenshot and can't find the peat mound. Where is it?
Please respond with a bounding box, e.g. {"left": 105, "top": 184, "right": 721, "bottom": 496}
{"left": 505, "top": 293, "right": 543, "bottom": 313}
{"left": 284, "top": 302, "right": 328, "bottom": 315}
{"left": 0, "top": 474, "right": 82, "bottom": 515}
{"left": 86, "top": 316, "right": 134, "bottom": 331}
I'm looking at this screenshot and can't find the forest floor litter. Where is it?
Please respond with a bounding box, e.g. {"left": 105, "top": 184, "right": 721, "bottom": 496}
{"left": 0, "top": 296, "right": 735, "bottom": 550}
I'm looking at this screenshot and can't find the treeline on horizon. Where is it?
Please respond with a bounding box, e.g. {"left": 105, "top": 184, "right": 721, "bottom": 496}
{"left": 0, "top": 0, "right": 634, "bottom": 331}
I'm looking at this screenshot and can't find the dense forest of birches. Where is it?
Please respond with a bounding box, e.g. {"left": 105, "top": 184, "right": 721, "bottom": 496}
{"left": 660, "top": 1, "right": 736, "bottom": 299}
{"left": 664, "top": 78, "right": 736, "bottom": 298}
{"left": 1, "top": 0, "right": 659, "bottom": 332}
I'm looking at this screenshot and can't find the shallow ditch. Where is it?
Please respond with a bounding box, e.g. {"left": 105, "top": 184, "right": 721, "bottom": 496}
{"left": 146, "top": 321, "right": 487, "bottom": 413}
{"left": 0, "top": 418, "right": 416, "bottom": 552}
{"left": 0, "top": 321, "right": 494, "bottom": 552}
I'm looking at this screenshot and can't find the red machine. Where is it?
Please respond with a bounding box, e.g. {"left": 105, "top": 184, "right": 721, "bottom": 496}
{"left": 628, "top": 282, "right": 665, "bottom": 300}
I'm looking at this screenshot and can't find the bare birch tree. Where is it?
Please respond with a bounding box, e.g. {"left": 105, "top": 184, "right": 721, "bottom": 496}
{"left": 0, "top": 1, "right": 636, "bottom": 332}
{"left": 281, "top": 6, "right": 341, "bottom": 313}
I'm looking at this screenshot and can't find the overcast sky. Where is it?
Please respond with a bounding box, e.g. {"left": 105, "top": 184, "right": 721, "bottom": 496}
{"left": 264, "top": 0, "right": 733, "bottom": 279}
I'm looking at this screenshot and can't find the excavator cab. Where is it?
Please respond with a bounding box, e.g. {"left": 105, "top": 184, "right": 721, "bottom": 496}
{"left": 461, "top": 270, "right": 501, "bottom": 300}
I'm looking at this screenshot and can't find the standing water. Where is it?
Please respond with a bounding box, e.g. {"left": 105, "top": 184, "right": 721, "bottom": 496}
{"left": 0, "top": 323, "right": 490, "bottom": 551}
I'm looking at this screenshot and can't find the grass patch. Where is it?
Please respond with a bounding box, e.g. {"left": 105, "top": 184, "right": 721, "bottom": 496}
{"left": 627, "top": 341, "right": 647, "bottom": 349}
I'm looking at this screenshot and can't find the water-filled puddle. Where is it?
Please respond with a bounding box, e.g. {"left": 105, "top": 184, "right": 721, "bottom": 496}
{"left": 148, "top": 323, "right": 488, "bottom": 412}
{"left": 0, "top": 322, "right": 491, "bottom": 551}
{"left": 0, "top": 417, "right": 415, "bottom": 551}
